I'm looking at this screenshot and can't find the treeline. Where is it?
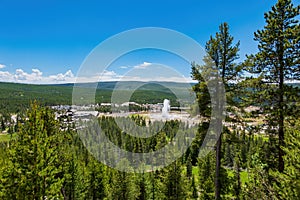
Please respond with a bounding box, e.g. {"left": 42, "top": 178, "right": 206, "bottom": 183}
{"left": 0, "top": 103, "right": 291, "bottom": 199}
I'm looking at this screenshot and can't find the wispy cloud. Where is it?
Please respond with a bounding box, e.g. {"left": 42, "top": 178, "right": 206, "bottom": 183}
{"left": 117, "top": 62, "right": 195, "bottom": 83}
{"left": 99, "top": 70, "right": 121, "bottom": 81}
{"left": 0, "top": 64, "right": 6, "bottom": 69}
{"left": 73, "top": 70, "right": 122, "bottom": 83}
{"left": 133, "top": 62, "right": 152, "bottom": 69}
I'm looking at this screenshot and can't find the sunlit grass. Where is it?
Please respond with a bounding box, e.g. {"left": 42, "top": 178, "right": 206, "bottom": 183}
{"left": 0, "top": 133, "right": 16, "bottom": 142}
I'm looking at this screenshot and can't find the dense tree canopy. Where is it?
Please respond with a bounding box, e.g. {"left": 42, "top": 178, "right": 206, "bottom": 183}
{"left": 0, "top": 0, "right": 299, "bottom": 199}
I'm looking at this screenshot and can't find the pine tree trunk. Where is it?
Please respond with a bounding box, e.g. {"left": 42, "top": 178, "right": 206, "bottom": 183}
{"left": 278, "top": 48, "right": 285, "bottom": 173}
{"left": 215, "top": 71, "right": 223, "bottom": 200}
{"left": 278, "top": 13, "right": 285, "bottom": 172}
{"left": 215, "top": 39, "right": 226, "bottom": 200}
{"left": 215, "top": 137, "right": 221, "bottom": 200}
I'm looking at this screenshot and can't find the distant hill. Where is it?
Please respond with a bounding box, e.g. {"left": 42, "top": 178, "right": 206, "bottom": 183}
{"left": 0, "top": 81, "right": 195, "bottom": 113}
{"left": 287, "top": 82, "right": 300, "bottom": 88}
{"left": 1, "top": 81, "right": 298, "bottom": 113}
{"left": 52, "top": 81, "right": 195, "bottom": 91}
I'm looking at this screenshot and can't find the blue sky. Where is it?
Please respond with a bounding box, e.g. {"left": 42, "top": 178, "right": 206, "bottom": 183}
{"left": 0, "top": 0, "right": 296, "bottom": 83}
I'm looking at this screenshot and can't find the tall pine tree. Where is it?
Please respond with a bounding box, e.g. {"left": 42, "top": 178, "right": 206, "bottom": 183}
{"left": 192, "top": 22, "right": 241, "bottom": 199}
{"left": 246, "top": 0, "right": 300, "bottom": 172}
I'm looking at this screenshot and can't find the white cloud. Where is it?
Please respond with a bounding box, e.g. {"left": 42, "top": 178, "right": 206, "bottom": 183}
{"left": 0, "top": 71, "right": 14, "bottom": 82}
{"left": 65, "top": 70, "right": 74, "bottom": 77}
{"left": 0, "top": 68, "right": 76, "bottom": 84}
{"left": 99, "top": 70, "right": 122, "bottom": 81}
{"left": 116, "top": 62, "right": 196, "bottom": 83}
{"left": 32, "top": 69, "right": 43, "bottom": 76}
{"left": 0, "top": 62, "right": 196, "bottom": 84}
{"left": 0, "top": 64, "right": 6, "bottom": 69}
{"left": 119, "top": 66, "right": 129, "bottom": 69}
{"left": 133, "top": 62, "right": 152, "bottom": 69}
{"left": 101, "top": 70, "right": 117, "bottom": 77}
{"left": 14, "top": 68, "right": 43, "bottom": 82}
{"left": 72, "top": 70, "right": 122, "bottom": 83}
{"left": 49, "top": 70, "right": 74, "bottom": 82}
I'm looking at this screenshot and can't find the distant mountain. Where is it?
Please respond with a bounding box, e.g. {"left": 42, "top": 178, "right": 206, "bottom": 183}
{"left": 52, "top": 81, "right": 196, "bottom": 91}
{"left": 287, "top": 82, "right": 300, "bottom": 88}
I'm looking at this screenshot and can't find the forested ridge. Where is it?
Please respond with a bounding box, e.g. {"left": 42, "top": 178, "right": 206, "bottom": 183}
{"left": 0, "top": 81, "right": 180, "bottom": 113}
{"left": 0, "top": 0, "right": 299, "bottom": 199}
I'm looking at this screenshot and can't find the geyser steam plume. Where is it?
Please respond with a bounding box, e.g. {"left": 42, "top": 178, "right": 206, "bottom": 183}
{"left": 162, "top": 99, "right": 170, "bottom": 118}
